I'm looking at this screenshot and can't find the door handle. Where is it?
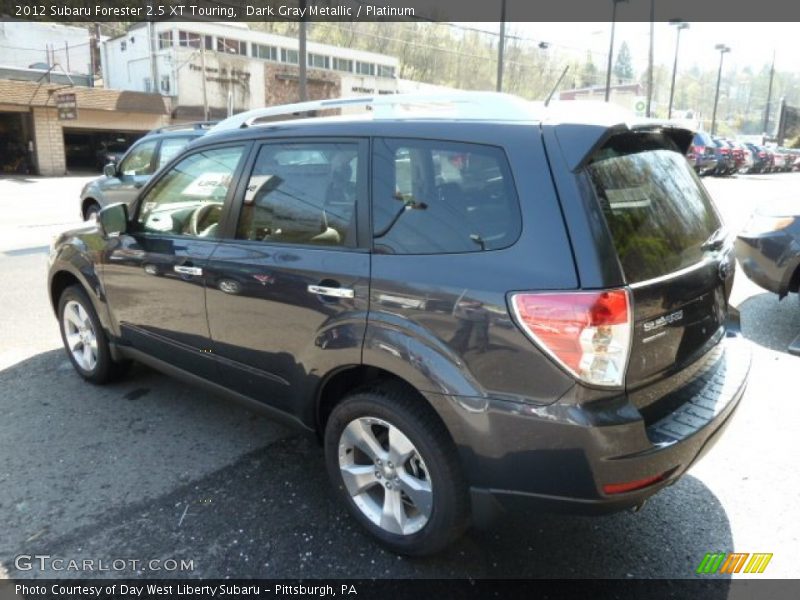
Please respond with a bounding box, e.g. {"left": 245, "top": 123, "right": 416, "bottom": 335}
{"left": 307, "top": 284, "right": 354, "bottom": 299}
{"left": 174, "top": 265, "right": 203, "bottom": 276}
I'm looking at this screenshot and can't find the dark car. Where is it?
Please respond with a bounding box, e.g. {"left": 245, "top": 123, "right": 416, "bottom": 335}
{"left": 79, "top": 122, "right": 216, "bottom": 220}
{"left": 711, "top": 138, "right": 736, "bottom": 176}
{"left": 736, "top": 201, "right": 800, "bottom": 301}
{"left": 48, "top": 93, "right": 748, "bottom": 556}
{"left": 744, "top": 143, "right": 770, "bottom": 173}
{"left": 688, "top": 131, "right": 718, "bottom": 176}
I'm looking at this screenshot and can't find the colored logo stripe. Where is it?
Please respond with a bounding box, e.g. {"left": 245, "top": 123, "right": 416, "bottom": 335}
{"left": 696, "top": 552, "right": 773, "bottom": 574}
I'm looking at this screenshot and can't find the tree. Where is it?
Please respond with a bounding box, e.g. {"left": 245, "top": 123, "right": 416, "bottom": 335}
{"left": 613, "top": 41, "right": 634, "bottom": 83}
{"left": 579, "top": 52, "right": 598, "bottom": 88}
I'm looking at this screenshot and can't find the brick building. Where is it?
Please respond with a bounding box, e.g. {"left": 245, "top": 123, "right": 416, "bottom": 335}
{"left": 0, "top": 79, "right": 170, "bottom": 176}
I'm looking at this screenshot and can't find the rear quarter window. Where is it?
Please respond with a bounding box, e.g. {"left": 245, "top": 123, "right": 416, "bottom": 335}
{"left": 372, "top": 138, "right": 521, "bottom": 254}
{"left": 586, "top": 133, "right": 722, "bottom": 283}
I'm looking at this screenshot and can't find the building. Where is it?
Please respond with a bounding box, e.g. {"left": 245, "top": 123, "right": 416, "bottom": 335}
{"left": 0, "top": 22, "right": 171, "bottom": 175}
{"left": 102, "top": 22, "right": 400, "bottom": 120}
{"left": 559, "top": 83, "right": 644, "bottom": 112}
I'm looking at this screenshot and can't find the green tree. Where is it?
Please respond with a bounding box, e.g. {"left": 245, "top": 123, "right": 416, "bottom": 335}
{"left": 579, "top": 52, "right": 599, "bottom": 88}
{"left": 613, "top": 42, "right": 634, "bottom": 83}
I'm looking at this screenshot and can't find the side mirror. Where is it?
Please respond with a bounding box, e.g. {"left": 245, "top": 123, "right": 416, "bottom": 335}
{"left": 103, "top": 163, "right": 118, "bottom": 178}
{"left": 98, "top": 203, "right": 129, "bottom": 237}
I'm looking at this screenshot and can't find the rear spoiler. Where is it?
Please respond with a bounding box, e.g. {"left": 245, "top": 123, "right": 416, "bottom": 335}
{"left": 549, "top": 120, "right": 695, "bottom": 172}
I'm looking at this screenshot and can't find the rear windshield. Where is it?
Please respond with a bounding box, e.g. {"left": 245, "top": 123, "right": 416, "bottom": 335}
{"left": 586, "top": 133, "right": 721, "bottom": 283}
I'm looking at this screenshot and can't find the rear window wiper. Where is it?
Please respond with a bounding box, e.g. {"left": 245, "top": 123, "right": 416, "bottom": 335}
{"left": 701, "top": 227, "right": 728, "bottom": 251}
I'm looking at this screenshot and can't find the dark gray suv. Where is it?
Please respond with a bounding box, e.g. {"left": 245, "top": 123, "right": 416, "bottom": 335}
{"left": 48, "top": 93, "right": 749, "bottom": 555}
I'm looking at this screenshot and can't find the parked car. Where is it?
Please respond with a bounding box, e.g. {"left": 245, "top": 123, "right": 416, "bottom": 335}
{"left": 79, "top": 122, "right": 216, "bottom": 220}
{"left": 744, "top": 143, "right": 769, "bottom": 173}
{"left": 712, "top": 138, "right": 736, "bottom": 176}
{"left": 49, "top": 93, "right": 748, "bottom": 555}
{"left": 688, "top": 131, "right": 718, "bottom": 176}
{"left": 736, "top": 201, "right": 800, "bottom": 301}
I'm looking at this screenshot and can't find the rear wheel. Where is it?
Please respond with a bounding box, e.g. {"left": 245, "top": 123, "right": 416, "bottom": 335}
{"left": 324, "top": 386, "right": 469, "bottom": 555}
{"left": 58, "top": 285, "right": 129, "bottom": 383}
{"left": 83, "top": 202, "right": 101, "bottom": 221}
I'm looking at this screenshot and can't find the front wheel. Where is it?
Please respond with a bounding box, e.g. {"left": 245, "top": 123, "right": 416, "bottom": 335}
{"left": 58, "top": 285, "right": 129, "bottom": 384}
{"left": 324, "top": 386, "right": 469, "bottom": 555}
{"left": 83, "top": 202, "right": 101, "bottom": 221}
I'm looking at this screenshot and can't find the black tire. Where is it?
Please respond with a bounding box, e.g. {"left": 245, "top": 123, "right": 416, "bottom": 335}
{"left": 84, "top": 202, "right": 101, "bottom": 221}
{"left": 324, "top": 384, "right": 469, "bottom": 556}
{"left": 58, "top": 285, "right": 129, "bottom": 384}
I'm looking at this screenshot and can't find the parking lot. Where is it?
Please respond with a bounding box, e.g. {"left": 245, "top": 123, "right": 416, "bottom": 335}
{"left": 1, "top": 172, "right": 799, "bottom": 579}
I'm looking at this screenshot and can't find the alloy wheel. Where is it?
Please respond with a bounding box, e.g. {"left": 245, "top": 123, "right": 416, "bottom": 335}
{"left": 62, "top": 300, "right": 98, "bottom": 372}
{"left": 338, "top": 416, "right": 433, "bottom": 536}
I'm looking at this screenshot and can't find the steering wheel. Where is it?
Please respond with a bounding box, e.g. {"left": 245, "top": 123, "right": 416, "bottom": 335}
{"left": 188, "top": 203, "right": 222, "bottom": 237}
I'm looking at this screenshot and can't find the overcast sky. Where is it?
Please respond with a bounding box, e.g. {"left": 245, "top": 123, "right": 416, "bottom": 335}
{"left": 470, "top": 22, "right": 795, "bottom": 74}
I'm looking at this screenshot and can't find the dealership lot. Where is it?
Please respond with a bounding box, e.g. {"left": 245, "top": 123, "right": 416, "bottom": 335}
{"left": 1, "top": 173, "right": 799, "bottom": 578}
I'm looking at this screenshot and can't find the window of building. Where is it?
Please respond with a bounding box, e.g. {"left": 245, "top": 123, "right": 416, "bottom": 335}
{"left": 377, "top": 65, "right": 396, "bottom": 78}
{"left": 217, "top": 37, "right": 246, "bottom": 55}
{"left": 308, "top": 53, "right": 330, "bottom": 69}
{"left": 158, "top": 31, "right": 173, "bottom": 50}
{"left": 252, "top": 43, "right": 277, "bottom": 61}
{"left": 356, "top": 62, "right": 375, "bottom": 76}
{"left": 137, "top": 146, "right": 246, "bottom": 238}
{"left": 160, "top": 75, "right": 171, "bottom": 94}
{"left": 178, "top": 31, "right": 202, "bottom": 49}
{"left": 236, "top": 142, "right": 362, "bottom": 248}
{"left": 332, "top": 57, "right": 353, "bottom": 73}
{"left": 120, "top": 41, "right": 127, "bottom": 52}
{"left": 280, "top": 48, "right": 299, "bottom": 64}
{"left": 371, "top": 139, "right": 521, "bottom": 254}
{"left": 204, "top": 35, "right": 214, "bottom": 51}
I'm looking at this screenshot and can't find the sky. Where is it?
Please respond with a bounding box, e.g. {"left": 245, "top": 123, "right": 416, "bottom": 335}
{"left": 466, "top": 22, "right": 796, "bottom": 75}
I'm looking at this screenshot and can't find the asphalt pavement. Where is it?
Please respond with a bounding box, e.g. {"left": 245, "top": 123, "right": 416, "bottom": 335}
{"left": 0, "top": 172, "right": 799, "bottom": 579}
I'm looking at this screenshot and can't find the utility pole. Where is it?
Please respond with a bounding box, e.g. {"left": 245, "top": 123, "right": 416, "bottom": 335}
{"left": 200, "top": 44, "right": 209, "bottom": 121}
{"left": 711, "top": 44, "right": 731, "bottom": 135}
{"left": 763, "top": 50, "right": 776, "bottom": 137}
{"left": 497, "top": 0, "right": 507, "bottom": 92}
{"left": 646, "top": 0, "right": 654, "bottom": 117}
{"left": 298, "top": 0, "right": 308, "bottom": 102}
{"left": 668, "top": 21, "right": 689, "bottom": 120}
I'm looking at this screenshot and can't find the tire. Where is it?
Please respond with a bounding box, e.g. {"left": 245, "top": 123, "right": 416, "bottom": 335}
{"left": 58, "top": 285, "right": 129, "bottom": 384}
{"left": 84, "top": 202, "right": 101, "bottom": 221}
{"left": 324, "top": 385, "right": 469, "bottom": 556}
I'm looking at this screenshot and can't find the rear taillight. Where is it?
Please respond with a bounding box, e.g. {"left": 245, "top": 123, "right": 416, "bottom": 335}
{"left": 510, "top": 289, "right": 632, "bottom": 388}
{"left": 720, "top": 148, "right": 729, "bottom": 154}
{"left": 759, "top": 152, "right": 766, "bottom": 157}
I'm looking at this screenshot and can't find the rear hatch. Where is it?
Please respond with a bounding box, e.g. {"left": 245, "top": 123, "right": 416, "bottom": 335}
{"left": 584, "top": 131, "right": 734, "bottom": 406}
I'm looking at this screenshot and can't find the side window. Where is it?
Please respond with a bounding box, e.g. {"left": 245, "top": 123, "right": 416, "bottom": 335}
{"left": 372, "top": 138, "right": 521, "bottom": 254}
{"left": 119, "top": 140, "right": 158, "bottom": 176}
{"left": 157, "top": 136, "right": 193, "bottom": 169}
{"left": 136, "top": 145, "right": 245, "bottom": 238}
{"left": 236, "top": 142, "right": 360, "bottom": 248}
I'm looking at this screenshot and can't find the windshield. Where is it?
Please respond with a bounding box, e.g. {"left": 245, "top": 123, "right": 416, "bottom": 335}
{"left": 586, "top": 133, "right": 722, "bottom": 283}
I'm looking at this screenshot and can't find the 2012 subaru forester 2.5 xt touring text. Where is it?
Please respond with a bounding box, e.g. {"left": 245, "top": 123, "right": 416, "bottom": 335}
{"left": 48, "top": 93, "right": 749, "bottom": 555}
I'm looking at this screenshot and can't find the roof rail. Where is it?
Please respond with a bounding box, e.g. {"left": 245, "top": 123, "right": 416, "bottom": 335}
{"left": 207, "top": 92, "right": 542, "bottom": 134}
{"left": 148, "top": 121, "right": 219, "bottom": 135}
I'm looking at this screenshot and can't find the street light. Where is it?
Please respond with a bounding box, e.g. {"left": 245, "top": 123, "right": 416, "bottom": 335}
{"left": 605, "top": 0, "right": 628, "bottom": 103}
{"left": 667, "top": 21, "right": 689, "bottom": 120}
{"left": 711, "top": 43, "right": 731, "bottom": 135}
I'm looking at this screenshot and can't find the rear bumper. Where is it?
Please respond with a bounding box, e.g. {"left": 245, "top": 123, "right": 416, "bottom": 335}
{"left": 430, "top": 333, "right": 750, "bottom": 522}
